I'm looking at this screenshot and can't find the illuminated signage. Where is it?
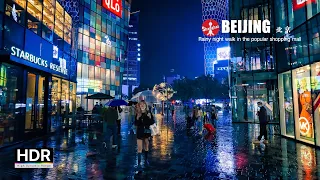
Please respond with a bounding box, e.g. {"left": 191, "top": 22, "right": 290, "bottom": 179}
{"left": 217, "top": 67, "right": 228, "bottom": 70}
{"left": 299, "top": 117, "right": 310, "bottom": 136}
{"left": 222, "top": 20, "right": 270, "bottom": 33}
{"left": 293, "top": 0, "right": 316, "bottom": 11}
{"left": 102, "top": 0, "right": 122, "bottom": 18}
{"left": 217, "top": 47, "right": 230, "bottom": 60}
{"left": 53, "top": 46, "right": 58, "bottom": 58}
{"left": 11, "top": 46, "right": 68, "bottom": 75}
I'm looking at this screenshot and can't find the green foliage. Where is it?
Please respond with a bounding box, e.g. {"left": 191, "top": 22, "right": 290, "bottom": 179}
{"left": 172, "top": 74, "right": 229, "bottom": 101}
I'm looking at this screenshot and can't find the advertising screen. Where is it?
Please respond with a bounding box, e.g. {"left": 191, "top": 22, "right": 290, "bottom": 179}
{"left": 217, "top": 47, "right": 230, "bottom": 60}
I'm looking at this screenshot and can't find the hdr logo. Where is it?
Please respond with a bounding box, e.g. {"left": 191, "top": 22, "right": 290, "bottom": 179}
{"left": 15, "top": 148, "right": 54, "bottom": 168}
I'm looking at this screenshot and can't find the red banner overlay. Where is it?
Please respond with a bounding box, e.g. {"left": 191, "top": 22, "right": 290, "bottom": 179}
{"left": 102, "top": 0, "right": 122, "bottom": 18}
{"left": 292, "top": 0, "right": 317, "bottom": 11}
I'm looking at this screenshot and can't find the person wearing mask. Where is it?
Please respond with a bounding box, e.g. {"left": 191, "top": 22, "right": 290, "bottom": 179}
{"left": 103, "top": 106, "right": 118, "bottom": 149}
{"left": 257, "top": 102, "right": 268, "bottom": 143}
{"left": 135, "top": 100, "right": 155, "bottom": 168}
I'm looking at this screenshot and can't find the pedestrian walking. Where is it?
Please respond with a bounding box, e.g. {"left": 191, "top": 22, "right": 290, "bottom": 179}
{"left": 257, "top": 102, "right": 268, "bottom": 143}
{"left": 197, "top": 107, "right": 203, "bottom": 135}
{"left": 191, "top": 107, "right": 198, "bottom": 130}
{"left": 116, "top": 106, "right": 122, "bottom": 135}
{"left": 103, "top": 106, "right": 118, "bottom": 149}
{"left": 128, "top": 105, "right": 135, "bottom": 134}
{"left": 135, "top": 100, "right": 155, "bottom": 168}
{"left": 171, "top": 105, "right": 175, "bottom": 116}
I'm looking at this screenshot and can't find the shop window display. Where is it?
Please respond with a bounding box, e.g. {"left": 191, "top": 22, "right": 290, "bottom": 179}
{"left": 292, "top": 65, "right": 314, "bottom": 143}
{"left": 311, "top": 62, "right": 320, "bottom": 146}
{"left": 0, "top": 64, "right": 21, "bottom": 146}
{"left": 279, "top": 71, "right": 295, "bottom": 137}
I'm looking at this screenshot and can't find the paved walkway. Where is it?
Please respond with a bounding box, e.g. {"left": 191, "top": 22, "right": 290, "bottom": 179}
{"left": 0, "top": 110, "right": 320, "bottom": 179}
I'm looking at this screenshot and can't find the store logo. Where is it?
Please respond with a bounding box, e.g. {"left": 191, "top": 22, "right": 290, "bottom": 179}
{"left": 10, "top": 46, "right": 68, "bottom": 75}
{"left": 217, "top": 47, "right": 230, "bottom": 60}
{"left": 15, "top": 148, "right": 53, "bottom": 168}
{"left": 299, "top": 117, "right": 310, "bottom": 136}
{"left": 53, "top": 46, "right": 58, "bottom": 59}
{"left": 102, "top": 0, "right": 122, "bottom": 18}
{"left": 105, "top": 35, "right": 112, "bottom": 47}
{"left": 293, "top": 0, "right": 316, "bottom": 11}
{"left": 202, "top": 19, "right": 220, "bottom": 37}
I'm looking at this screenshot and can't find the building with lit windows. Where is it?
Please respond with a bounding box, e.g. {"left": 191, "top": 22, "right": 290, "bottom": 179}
{"left": 276, "top": 0, "right": 320, "bottom": 146}
{"left": 229, "top": 0, "right": 279, "bottom": 126}
{"left": 76, "top": 0, "right": 131, "bottom": 110}
{"left": 0, "top": 0, "right": 78, "bottom": 147}
{"left": 123, "top": 11, "right": 140, "bottom": 98}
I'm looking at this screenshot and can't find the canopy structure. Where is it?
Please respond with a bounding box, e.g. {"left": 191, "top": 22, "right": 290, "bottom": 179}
{"left": 86, "top": 93, "right": 114, "bottom": 100}
{"left": 131, "top": 90, "right": 160, "bottom": 105}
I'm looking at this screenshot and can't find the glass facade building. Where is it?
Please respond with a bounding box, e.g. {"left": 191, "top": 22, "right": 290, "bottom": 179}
{"left": 229, "top": 0, "right": 279, "bottom": 127}
{"left": 122, "top": 11, "right": 140, "bottom": 98}
{"left": 0, "top": 0, "right": 77, "bottom": 147}
{"left": 276, "top": 0, "right": 320, "bottom": 146}
{"left": 76, "top": 0, "right": 131, "bottom": 111}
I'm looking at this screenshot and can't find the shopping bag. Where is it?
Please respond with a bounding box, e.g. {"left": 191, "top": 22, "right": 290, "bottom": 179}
{"left": 204, "top": 123, "right": 215, "bottom": 133}
{"left": 150, "top": 123, "right": 158, "bottom": 136}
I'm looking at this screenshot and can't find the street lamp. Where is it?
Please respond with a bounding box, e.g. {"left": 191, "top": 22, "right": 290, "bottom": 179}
{"left": 153, "top": 83, "right": 175, "bottom": 121}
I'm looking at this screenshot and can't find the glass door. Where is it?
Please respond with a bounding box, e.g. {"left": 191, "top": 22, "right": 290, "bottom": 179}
{"left": 25, "top": 73, "right": 47, "bottom": 132}
{"left": 25, "top": 73, "right": 36, "bottom": 131}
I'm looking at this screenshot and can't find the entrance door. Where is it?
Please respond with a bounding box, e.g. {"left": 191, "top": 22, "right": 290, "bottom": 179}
{"left": 25, "top": 73, "right": 47, "bottom": 132}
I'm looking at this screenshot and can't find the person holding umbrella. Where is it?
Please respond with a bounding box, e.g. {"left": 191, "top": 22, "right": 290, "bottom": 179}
{"left": 102, "top": 106, "right": 118, "bottom": 149}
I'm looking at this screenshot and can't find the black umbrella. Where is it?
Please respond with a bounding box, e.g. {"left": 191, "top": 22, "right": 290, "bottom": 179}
{"left": 86, "top": 93, "right": 114, "bottom": 100}
{"left": 128, "top": 101, "right": 138, "bottom": 106}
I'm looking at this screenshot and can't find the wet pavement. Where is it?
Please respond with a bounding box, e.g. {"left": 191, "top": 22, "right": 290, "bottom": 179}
{"left": 0, "top": 109, "right": 320, "bottom": 179}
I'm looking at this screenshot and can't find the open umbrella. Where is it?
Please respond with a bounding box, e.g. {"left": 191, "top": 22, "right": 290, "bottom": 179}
{"left": 86, "top": 93, "right": 114, "bottom": 100}
{"left": 128, "top": 101, "right": 138, "bottom": 106}
{"left": 106, "top": 99, "right": 128, "bottom": 107}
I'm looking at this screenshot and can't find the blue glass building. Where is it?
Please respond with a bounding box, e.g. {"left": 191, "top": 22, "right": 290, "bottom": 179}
{"left": 123, "top": 11, "right": 140, "bottom": 98}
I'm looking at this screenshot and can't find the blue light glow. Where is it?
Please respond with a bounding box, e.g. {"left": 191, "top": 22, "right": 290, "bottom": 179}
{"left": 138, "top": 48, "right": 140, "bottom": 51}
{"left": 137, "top": 44, "right": 141, "bottom": 47}
{"left": 137, "top": 58, "right": 141, "bottom": 61}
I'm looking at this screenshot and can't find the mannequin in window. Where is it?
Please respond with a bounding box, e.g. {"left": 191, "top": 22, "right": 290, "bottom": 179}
{"left": 299, "top": 78, "right": 313, "bottom": 138}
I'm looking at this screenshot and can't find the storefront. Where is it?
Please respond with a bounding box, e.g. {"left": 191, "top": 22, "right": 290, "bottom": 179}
{"left": 0, "top": 0, "right": 77, "bottom": 147}
{"left": 279, "top": 62, "right": 320, "bottom": 145}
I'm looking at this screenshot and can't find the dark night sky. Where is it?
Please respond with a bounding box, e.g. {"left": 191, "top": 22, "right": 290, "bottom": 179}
{"left": 131, "top": 0, "right": 204, "bottom": 85}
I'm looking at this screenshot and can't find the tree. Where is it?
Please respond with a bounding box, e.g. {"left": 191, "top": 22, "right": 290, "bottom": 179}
{"left": 132, "top": 84, "right": 153, "bottom": 95}
{"left": 172, "top": 78, "right": 194, "bottom": 102}
{"left": 172, "top": 74, "right": 229, "bottom": 101}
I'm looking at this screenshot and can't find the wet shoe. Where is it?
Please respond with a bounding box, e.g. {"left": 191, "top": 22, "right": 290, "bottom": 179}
{"left": 112, "top": 145, "right": 118, "bottom": 149}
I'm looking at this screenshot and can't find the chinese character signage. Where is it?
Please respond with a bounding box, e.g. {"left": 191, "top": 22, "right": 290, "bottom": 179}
{"left": 102, "top": 0, "right": 122, "bottom": 18}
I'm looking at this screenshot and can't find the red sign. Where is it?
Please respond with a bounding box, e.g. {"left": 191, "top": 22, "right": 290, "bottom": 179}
{"left": 102, "top": 0, "right": 122, "bottom": 18}
{"left": 292, "top": 0, "right": 316, "bottom": 11}
{"left": 202, "top": 19, "right": 219, "bottom": 37}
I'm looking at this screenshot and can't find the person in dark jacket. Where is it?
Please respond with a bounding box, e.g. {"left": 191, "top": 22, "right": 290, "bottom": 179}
{"left": 257, "top": 102, "right": 268, "bottom": 141}
{"left": 103, "top": 106, "right": 119, "bottom": 149}
{"left": 135, "top": 100, "right": 155, "bottom": 167}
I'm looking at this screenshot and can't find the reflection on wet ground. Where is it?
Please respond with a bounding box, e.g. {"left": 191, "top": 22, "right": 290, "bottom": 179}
{"left": 0, "top": 110, "right": 320, "bottom": 179}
